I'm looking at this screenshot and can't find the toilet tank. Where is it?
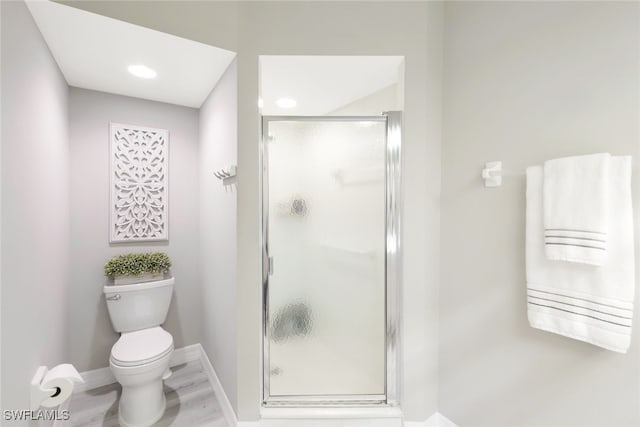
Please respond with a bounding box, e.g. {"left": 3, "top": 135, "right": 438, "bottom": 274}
{"left": 103, "top": 277, "right": 174, "bottom": 333}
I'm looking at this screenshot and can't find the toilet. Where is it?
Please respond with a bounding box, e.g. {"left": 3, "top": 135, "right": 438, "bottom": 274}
{"left": 103, "top": 277, "right": 175, "bottom": 427}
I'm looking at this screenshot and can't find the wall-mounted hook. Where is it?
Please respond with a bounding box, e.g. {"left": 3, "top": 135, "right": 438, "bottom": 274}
{"left": 214, "top": 165, "right": 237, "bottom": 182}
{"left": 482, "top": 161, "right": 502, "bottom": 187}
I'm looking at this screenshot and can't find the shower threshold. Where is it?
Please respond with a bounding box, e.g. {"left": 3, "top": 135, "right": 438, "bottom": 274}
{"left": 261, "top": 405, "right": 403, "bottom": 419}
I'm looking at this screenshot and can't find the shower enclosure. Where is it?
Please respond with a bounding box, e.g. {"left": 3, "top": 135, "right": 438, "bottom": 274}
{"left": 261, "top": 113, "right": 401, "bottom": 406}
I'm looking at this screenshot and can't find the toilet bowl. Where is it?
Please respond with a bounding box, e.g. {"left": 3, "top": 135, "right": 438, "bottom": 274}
{"left": 110, "top": 327, "right": 174, "bottom": 427}
{"left": 103, "top": 278, "right": 175, "bottom": 427}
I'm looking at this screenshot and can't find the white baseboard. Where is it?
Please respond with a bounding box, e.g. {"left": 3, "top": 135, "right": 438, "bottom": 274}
{"left": 172, "top": 343, "right": 202, "bottom": 366}
{"left": 72, "top": 344, "right": 237, "bottom": 425}
{"left": 72, "top": 347, "right": 456, "bottom": 427}
{"left": 197, "top": 343, "right": 238, "bottom": 427}
{"left": 72, "top": 365, "right": 114, "bottom": 394}
{"left": 424, "top": 412, "right": 458, "bottom": 427}
{"left": 74, "top": 343, "right": 202, "bottom": 393}
{"left": 239, "top": 413, "right": 456, "bottom": 427}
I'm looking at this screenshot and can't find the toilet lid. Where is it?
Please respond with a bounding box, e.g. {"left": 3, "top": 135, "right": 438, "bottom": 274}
{"left": 111, "top": 327, "right": 173, "bottom": 367}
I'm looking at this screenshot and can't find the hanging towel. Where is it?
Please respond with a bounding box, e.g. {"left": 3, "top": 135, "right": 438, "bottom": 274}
{"left": 526, "top": 158, "right": 635, "bottom": 353}
{"left": 543, "top": 153, "right": 610, "bottom": 266}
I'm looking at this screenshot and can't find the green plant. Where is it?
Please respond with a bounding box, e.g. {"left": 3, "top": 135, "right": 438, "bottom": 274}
{"left": 104, "top": 252, "right": 172, "bottom": 278}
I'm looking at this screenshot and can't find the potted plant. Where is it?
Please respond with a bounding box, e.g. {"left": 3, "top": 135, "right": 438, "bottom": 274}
{"left": 104, "top": 252, "right": 172, "bottom": 285}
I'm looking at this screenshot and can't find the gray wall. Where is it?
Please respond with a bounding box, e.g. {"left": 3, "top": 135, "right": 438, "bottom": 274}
{"left": 68, "top": 88, "right": 201, "bottom": 371}
{"left": 57, "top": 0, "right": 238, "bottom": 54}
{"left": 199, "top": 60, "right": 238, "bottom": 414}
{"left": 234, "top": 2, "right": 443, "bottom": 420}
{"left": 12, "top": 2, "right": 634, "bottom": 425}
{"left": 63, "top": 2, "right": 444, "bottom": 421}
{"left": 1, "top": 0, "right": 4, "bottom": 412}
{"left": 237, "top": 2, "right": 442, "bottom": 420}
{"left": 1, "top": 0, "right": 70, "bottom": 418}
{"left": 440, "top": 2, "right": 640, "bottom": 426}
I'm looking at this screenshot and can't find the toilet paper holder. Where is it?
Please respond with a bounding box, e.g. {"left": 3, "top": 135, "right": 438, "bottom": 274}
{"left": 30, "top": 364, "right": 84, "bottom": 410}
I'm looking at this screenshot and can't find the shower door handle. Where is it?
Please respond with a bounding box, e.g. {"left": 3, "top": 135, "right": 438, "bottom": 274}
{"left": 268, "top": 256, "right": 274, "bottom": 276}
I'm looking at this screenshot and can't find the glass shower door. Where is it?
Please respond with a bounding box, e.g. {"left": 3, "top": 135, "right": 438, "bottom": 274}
{"left": 262, "top": 116, "right": 396, "bottom": 403}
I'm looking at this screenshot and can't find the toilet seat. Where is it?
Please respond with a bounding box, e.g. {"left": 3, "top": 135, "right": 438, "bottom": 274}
{"left": 111, "top": 327, "right": 173, "bottom": 367}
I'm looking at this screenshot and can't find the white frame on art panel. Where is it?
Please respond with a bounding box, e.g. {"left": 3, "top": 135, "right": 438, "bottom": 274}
{"left": 109, "top": 122, "right": 169, "bottom": 243}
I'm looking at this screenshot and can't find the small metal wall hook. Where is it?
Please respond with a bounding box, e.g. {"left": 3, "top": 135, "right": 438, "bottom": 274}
{"left": 214, "top": 165, "right": 237, "bottom": 182}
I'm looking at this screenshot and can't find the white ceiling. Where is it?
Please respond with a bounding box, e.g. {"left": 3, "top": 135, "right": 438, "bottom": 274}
{"left": 26, "top": 0, "right": 236, "bottom": 108}
{"left": 260, "top": 56, "right": 404, "bottom": 115}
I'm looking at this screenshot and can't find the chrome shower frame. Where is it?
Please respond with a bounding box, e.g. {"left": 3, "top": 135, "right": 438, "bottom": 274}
{"left": 260, "top": 112, "right": 403, "bottom": 407}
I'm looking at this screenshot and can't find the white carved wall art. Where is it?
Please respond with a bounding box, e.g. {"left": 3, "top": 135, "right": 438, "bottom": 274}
{"left": 110, "top": 123, "right": 169, "bottom": 242}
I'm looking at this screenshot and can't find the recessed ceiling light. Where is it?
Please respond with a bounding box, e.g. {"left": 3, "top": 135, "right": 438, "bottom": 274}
{"left": 128, "top": 64, "right": 157, "bottom": 79}
{"left": 276, "top": 98, "right": 297, "bottom": 109}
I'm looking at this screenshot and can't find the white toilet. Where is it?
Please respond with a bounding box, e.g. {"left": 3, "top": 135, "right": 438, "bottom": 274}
{"left": 103, "top": 277, "right": 175, "bottom": 427}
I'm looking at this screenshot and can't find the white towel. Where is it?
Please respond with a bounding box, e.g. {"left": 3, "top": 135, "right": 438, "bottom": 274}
{"left": 526, "top": 157, "right": 635, "bottom": 353}
{"left": 543, "top": 153, "right": 610, "bottom": 266}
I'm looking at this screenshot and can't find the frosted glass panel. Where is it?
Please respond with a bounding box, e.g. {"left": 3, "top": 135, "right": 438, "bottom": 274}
{"left": 266, "top": 120, "right": 386, "bottom": 397}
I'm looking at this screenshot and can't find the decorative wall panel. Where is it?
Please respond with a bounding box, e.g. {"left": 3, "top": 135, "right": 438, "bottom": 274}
{"left": 110, "top": 123, "right": 169, "bottom": 242}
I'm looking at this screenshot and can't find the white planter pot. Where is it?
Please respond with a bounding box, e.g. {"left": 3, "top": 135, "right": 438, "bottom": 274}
{"left": 114, "top": 272, "right": 164, "bottom": 285}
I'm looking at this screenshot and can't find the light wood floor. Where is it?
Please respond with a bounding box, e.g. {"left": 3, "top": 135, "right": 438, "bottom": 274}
{"left": 68, "top": 360, "right": 229, "bottom": 427}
